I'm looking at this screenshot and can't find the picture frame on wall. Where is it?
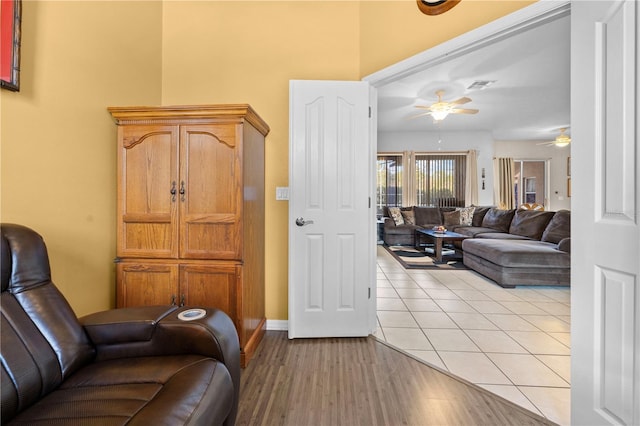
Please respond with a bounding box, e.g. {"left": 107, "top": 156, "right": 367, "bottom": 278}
{"left": 567, "top": 157, "right": 571, "bottom": 177}
{"left": 1, "top": 0, "right": 22, "bottom": 92}
{"left": 567, "top": 178, "right": 571, "bottom": 197}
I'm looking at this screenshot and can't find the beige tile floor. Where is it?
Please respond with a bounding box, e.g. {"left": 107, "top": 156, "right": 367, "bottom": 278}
{"left": 374, "top": 245, "right": 571, "bottom": 425}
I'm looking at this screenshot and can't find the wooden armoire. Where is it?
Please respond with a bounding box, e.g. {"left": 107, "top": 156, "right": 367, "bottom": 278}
{"left": 108, "top": 104, "right": 269, "bottom": 367}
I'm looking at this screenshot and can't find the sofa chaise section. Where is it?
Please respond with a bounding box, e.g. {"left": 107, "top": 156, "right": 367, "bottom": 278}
{"left": 463, "top": 239, "right": 570, "bottom": 288}
{"left": 462, "top": 210, "right": 571, "bottom": 288}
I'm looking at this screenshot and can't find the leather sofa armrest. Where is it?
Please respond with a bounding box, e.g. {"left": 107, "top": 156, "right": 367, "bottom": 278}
{"left": 81, "top": 306, "right": 178, "bottom": 345}
{"left": 557, "top": 237, "right": 571, "bottom": 253}
{"left": 82, "top": 306, "right": 240, "bottom": 426}
{"left": 80, "top": 306, "right": 239, "bottom": 366}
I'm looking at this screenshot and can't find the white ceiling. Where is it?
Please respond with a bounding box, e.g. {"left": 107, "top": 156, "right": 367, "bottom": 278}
{"left": 376, "top": 14, "right": 570, "bottom": 142}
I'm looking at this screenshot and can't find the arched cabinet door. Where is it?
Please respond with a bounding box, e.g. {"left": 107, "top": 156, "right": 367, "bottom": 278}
{"left": 179, "top": 124, "right": 242, "bottom": 260}
{"left": 117, "top": 125, "right": 179, "bottom": 259}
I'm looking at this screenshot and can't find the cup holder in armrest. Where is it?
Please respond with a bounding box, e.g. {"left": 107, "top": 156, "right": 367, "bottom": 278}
{"left": 177, "top": 308, "right": 207, "bottom": 321}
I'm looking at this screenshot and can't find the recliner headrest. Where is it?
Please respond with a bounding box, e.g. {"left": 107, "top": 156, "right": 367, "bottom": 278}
{"left": 0, "top": 223, "right": 52, "bottom": 294}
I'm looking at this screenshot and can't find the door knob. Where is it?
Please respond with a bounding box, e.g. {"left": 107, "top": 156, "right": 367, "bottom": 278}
{"left": 295, "top": 217, "right": 314, "bottom": 226}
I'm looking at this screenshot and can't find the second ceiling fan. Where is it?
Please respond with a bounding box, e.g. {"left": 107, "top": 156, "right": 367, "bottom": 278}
{"left": 413, "top": 90, "right": 479, "bottom": 122}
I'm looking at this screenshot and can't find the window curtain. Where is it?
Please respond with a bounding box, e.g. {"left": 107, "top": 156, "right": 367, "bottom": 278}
{"left": 493, "top": 157, "right": 515, "bottom": 209}
{"left": 403, "top": 151, "right": 416, "bottom": 206}
{"left": 465, "top": 149, "right": 478, "bottom": 206}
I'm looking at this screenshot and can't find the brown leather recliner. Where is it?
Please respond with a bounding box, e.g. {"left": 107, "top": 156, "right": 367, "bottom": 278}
{"left": 1, "top": 223, "right": 240, "bottom": 425}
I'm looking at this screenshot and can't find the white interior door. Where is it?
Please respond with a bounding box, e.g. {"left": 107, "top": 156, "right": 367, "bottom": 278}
{"left": 288, "top": 80, "right": 373, "bottom": 338}
{"left": 571, "top": 1, "right": 640, "bottom": 424}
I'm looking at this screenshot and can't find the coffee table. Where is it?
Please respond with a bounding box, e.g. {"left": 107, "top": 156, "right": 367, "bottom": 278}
{"left": 415, "top": 229, "right": 469, "bottom": 263}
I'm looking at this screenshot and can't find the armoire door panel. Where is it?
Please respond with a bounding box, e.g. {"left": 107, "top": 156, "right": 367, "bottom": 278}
{"left": 118, "top": 125, "right": 179, "bottom": 258}
{"left": 180, "top": 125, "right": 242, "bottom": 259}
{"left": 116, "top": 262, "right": 179, "bottom": 307}
{"left": 180, "top": 264, "right": 240, "bottom": 329}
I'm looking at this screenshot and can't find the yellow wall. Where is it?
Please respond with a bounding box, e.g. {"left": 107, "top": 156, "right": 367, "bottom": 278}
{"left": 1, "top": 0, "right": 534, "bottom": 319}
{"left": 359, "top": 1, "right": 536, "bottom": 76}
{"left": 0, "top": 1, "right": 163, "bottom": 316}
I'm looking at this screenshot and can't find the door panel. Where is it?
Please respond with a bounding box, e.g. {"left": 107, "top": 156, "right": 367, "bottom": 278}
{"left": 116, "top": 262, "right": 178, "bottom": 307}
{"left": 118, "top": 125, "right": 179, "bottom": 258}
{"left": 289, "top": 80, "right": 372, "bottom": 338}
{"left": 180, "top": 264, "right": 240, "bottom": 330}
{"left": 180, "top": 125, "right": 241, "bottom": 259}
{"left": 571, "top": 1, "right": 640, "bottom": 424}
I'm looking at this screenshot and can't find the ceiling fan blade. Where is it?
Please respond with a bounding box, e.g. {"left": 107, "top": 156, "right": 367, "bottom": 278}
{"left": 451, "top": 108, "right": 479, "bottom": 114}
{"left": 536, "top": 141, "right": 555, "bottom": 145}
{"left": 407, "top": 111, "right": 433, "bottom": 120}
{"left": 414, "top": 105, "right": 433, "bottom": 110}
{"left": 450, "top": 97, "right": 472, "bottom": 106}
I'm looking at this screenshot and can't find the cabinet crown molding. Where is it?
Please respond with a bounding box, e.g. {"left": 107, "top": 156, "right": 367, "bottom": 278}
{"left": 108, "top": 104, "right": 270, "bottom": 137}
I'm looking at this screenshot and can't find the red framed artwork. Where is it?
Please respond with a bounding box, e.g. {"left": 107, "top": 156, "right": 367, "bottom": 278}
{"left": 1, "top": 0, "right": 21, "bottom": 91}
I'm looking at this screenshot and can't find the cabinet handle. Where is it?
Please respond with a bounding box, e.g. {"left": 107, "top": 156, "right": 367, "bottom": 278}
{"left": 170, "top": 294, "right": 176, "bottom": 305}
{"left": 180, "top": 294, "right": 185, "bottom": 307}
{"left": 170, "top": 181, "right": 177, "bottom": 202}
{"left": 179, "top": 181, "right": 186, "bottom": 202}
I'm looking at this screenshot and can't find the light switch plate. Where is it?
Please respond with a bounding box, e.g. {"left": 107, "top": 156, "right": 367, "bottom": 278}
{"left": 276, "top": 187, "right": 289, "bottom": 200}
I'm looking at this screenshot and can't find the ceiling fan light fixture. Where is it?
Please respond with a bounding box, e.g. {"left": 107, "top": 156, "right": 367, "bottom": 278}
{"left": 431, "top": 109, "right": 450, "bottom": 121}
{"left": 553, "top": 128, "right": 571, "bottom": 147}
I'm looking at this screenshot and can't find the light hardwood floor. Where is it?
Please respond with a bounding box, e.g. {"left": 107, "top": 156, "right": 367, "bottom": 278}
{"left": 236, "top": 331, "right": 556, "bottom": 426}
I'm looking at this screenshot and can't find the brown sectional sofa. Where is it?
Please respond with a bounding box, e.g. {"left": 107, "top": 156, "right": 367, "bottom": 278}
{"left": 382, "top": 206, "right": 571, "bottom": 288}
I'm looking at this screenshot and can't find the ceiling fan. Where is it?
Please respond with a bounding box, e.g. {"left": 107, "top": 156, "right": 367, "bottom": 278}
{"left": 412, "top": 90, "right": 479, "bottom": 122}
{"left": 537, "top": 128, "right": 571, "bottom": 147}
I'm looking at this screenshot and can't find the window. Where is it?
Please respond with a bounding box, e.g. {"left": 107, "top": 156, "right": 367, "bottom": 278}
{"left": 415, "top": 154, "right": 466, "bottom": 207}
{"left": 376, "top": 155, "right": 403, "bottom": 213}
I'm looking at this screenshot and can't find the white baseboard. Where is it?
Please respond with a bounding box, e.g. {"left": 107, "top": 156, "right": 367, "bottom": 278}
{"left": 266, "top": 319, "right": 288, "bottom": 331}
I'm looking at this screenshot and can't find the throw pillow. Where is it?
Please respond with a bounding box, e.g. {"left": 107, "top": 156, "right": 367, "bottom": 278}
{"left": 482, "top": 208, "right": 516, "bottom": 233}
{"left": 388, "top": 207, "right": 405, "bottom": 226}
{"left": 471, "top": 205, "right": 492, "bottom": 227}
{"left": 455, "top": 206, "right": 476, "bottom": 226}
{"left": 401, "top": 209, "right": 415, "bottom": 225}
{"left": 541, "top": 210, "right": 571, "bottom": 243}
{"left": 443, "top": 210, "right": 461, "bottom": 227}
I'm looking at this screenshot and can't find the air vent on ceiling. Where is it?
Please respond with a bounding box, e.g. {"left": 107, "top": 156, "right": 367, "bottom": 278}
{"left": 467, "top": 80, "right": 496, "bottom": 90}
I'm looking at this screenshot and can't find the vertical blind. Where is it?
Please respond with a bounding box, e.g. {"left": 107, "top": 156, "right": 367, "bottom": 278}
{"left": 376, "top": 155, "right": 403, "bottom": 211}
{"left": 415, "top": 154, "right": 466, "bottom": 207}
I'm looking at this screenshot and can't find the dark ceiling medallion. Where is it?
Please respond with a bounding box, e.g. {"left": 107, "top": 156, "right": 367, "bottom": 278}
{"left": 417, "top": 0, "right": 461, "bottom": 16}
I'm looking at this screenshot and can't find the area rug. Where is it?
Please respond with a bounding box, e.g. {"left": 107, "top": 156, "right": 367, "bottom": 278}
{"left": 384, "top": 245, "right": 468, "bottom": 270}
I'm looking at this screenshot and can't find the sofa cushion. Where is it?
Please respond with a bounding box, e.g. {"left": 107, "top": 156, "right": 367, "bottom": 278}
{"left": 509, "top": 210, "right": 556, "bottom": 240}
{"left": 9, "top": 355, "right": 234, "bottom": 425}
{"left": 481, "top": 208, "right": 516, "bottom": 233}
{"left": 388, "top": 207, "right": 404, "bottom": 225}
{"left": 475, "top": 232, "right": 532, "bottom": 240}
{"left": 471, "top": 206, "right": 493, "bottom": 227}
{"left": 414, "top": 207, "right": 442, "bottom": 227}
{"left": 443, "top": 210, "right": 461, "bottom": 227}
{"left": 401, "top": 209, "right": 415, "bottom": 225}
{"left": 542, "top": 210, "right": 571, "bottom": 243}
{"left": 462, "top": 239, "right": 570, "bottom": 268}
{"left": 453, "top": 226, "right": 498, "bottom": 238}
{"left": 558, "top": 237, "right": 571, "bottom": 253}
